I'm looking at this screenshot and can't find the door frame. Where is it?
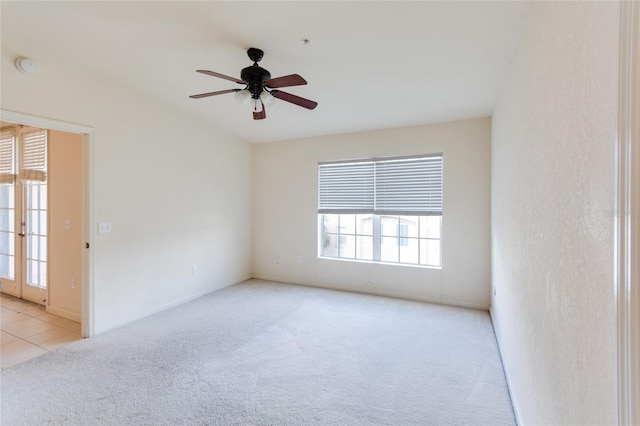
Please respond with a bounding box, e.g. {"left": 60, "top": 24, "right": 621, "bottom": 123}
{"left": 616, "top": 1, "right": 639, "bottom": 424}
{"left": 0, "top": 109, "right": 94, "bottom": 338}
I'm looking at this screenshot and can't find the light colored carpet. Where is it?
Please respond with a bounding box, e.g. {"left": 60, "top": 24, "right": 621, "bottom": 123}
{"left": 0, "top": 280, "right": 515, "bottom": 425}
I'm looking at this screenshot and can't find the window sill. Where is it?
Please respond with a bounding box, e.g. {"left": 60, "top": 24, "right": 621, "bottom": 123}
{"left": 317, "top": 255, "right": 442, "bottom": 270}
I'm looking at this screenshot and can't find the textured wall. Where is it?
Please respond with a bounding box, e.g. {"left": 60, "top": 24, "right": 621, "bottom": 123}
{"left": 491, "top": 2, "right": 619, "bottom": 424}
{"left": 254, "top": 118, "right": 491, "bottom": 309}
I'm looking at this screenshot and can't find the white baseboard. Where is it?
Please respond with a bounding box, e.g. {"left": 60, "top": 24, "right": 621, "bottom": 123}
{"left": 94, "top": 289, "right": 212, "bottom": 335}
{"left": 250, "top": 273, "right": 490, "bottom": 311}
{"left": 490, "top": 307, "right": 522, "bottom": 426}
{"left": 94, "top": 276, "right": 252, "bottom": 335}
{"left": 47, "top": 305, "right": 81, "bottom": 322}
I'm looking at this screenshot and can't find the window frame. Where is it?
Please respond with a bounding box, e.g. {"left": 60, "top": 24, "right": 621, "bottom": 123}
{"left": 317, "top": 154, "right": 443, "bottom": 268}
{"left": 318, "top": 213, "right": 442, "bottom": 268}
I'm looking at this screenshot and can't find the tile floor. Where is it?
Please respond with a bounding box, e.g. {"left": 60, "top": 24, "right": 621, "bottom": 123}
{"left": 0, "top": 293, "right": 81, "bottom": 369}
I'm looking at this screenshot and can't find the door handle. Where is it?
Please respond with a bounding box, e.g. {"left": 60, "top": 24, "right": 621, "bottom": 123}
{"left": 18, "top": 233, "right": 25, "bottom": 237}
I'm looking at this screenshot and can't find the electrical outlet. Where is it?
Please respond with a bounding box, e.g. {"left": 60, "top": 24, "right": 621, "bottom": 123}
{"left": 192, "top": 265, "right": 199, "bottom": 274}
{"left": 296, "top": 256, "right": 302, "bottom": 263}
{"left": 71, "top": 278, "right": 76, "bottom": 289}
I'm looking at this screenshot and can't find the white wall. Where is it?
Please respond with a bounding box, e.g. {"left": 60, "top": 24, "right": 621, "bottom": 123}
{"left": 1, "top": 38, "right": 253, "bottom": 334}
{"left": 491, "top": 2, "right": 619, "bottom": 424}
{"left": 254, "top": 118, "right": 491, "bottom": 309}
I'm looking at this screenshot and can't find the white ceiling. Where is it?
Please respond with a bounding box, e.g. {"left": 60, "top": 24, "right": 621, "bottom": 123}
{"left": 1, "top": 1, "right": 528, "bottom": 144}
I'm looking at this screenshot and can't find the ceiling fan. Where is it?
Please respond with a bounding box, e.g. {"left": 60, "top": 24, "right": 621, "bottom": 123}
{"left": 190, "top": 47, "right": 318, "bottom": 120}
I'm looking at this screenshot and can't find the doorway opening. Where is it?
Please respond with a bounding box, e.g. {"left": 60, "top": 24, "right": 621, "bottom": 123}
{"left": 0, "top": 110, "right": 92, "bottom": 338}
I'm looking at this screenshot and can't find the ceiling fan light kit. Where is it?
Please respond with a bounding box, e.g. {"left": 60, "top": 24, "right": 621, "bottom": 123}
{"left": 260, "top": 90, "right": 275, "bottom": 106}
{"left": 190, "top": 47, "right": 317, "bottom": 120}
{"left": 234, "top": 89, "right": 252, "bottom": 106}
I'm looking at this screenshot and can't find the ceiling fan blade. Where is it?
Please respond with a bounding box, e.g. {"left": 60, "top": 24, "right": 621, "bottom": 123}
{"left": 196, "top": 70, "right": 246, "bottom": 85}
{"left": 253, "top": 108, "right": 266, "bottom": 120}
{"left": 265, "top": 74, "right": 307, "bottom": 88}
{"left": 189, "top": 89, "right": 239, "bottom": 99}
{"left": 271, "top": 90, "right": 318, "bottom": 110}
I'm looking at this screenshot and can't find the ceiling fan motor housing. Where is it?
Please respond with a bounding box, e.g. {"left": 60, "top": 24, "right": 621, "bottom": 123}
{"left": 241, "top": 65, "right": 271, "bottom": 99}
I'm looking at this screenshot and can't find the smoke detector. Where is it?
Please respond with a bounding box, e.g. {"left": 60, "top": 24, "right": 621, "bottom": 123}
{"left": 15, "top": 57, "right": 40, "bottom": 75}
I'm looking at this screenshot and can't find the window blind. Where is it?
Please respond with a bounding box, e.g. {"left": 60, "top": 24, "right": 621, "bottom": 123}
{"left": 375, "top": 156, "right": 443, "bottom": 215}
{"left": 0, "top": 132, "right": 16, "bottom": 184}
{"left": 318, "top": 154, "right": 443, "bottom": 215}
{"left": 20, "top": 129, "right": 47, "bottom": 182}
{"left": 318, "top": 161, "right": 374, "bottom": 213}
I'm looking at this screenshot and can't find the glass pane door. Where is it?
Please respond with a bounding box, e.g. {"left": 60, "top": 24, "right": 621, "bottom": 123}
{"left": 20, "top": 180, "right": 48, "bottom": 304}
{"left": 25, "top": 181, "right": 47, "bottom": 288}
{"left": 0, "top": 126, "right": 49, "bottom": 305}
{"left": 0, "top": 184, "right": 19, "bottom": 296}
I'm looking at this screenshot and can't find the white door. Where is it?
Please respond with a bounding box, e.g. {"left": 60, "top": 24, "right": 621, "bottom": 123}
{"left": 0, "top": 126, "right": 48, "bottom": 305}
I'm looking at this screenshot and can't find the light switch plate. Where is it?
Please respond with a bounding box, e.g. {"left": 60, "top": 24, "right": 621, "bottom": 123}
{"left": 98, "top": 222, "right": 112, "bottom": 234}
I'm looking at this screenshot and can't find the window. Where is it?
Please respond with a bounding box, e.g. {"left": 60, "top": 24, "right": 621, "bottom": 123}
{"left": 398, "top": 224, "right": 409, "bottom": 246}
{"left": 318, "top": 154, "right": 443, "bottom": 267}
